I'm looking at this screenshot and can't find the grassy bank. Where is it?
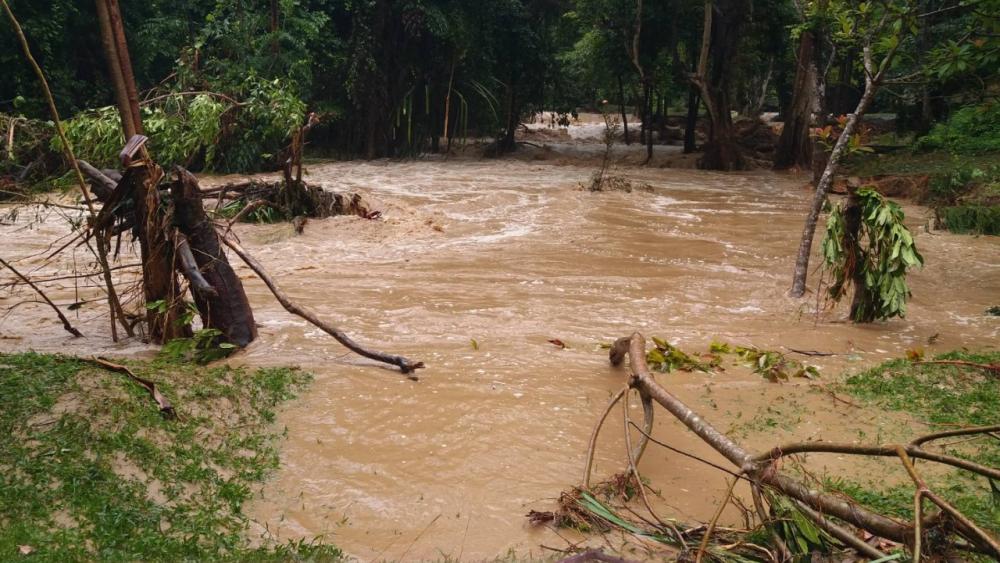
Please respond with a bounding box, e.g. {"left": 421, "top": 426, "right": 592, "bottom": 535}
{"left": 829, "top": 350, "right": 1000, "bottom": 538}
{"left": 845, "top": 149, "right": 1000, "bottom": 236}
{"left": 0, "top": 352, "right": 341, "bottom": 561}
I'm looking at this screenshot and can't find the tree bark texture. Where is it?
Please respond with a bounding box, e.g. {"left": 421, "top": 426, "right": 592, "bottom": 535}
{"left": 103, "top": 0, "right": 143, "bottom": 135}
{"left": 171, "top": 168, "right": 257, "bottom": 347}
{"left": 773, "top": 29, "right": 817, "bottom": 170}
{"left": 695, "top": 0, "right": 750, "bottom": 171}
{"left": 122, "top": 162, "right": 188, "bottom": 342}
{"left": 94, "top": 0, "right": 136, "bottom": 139}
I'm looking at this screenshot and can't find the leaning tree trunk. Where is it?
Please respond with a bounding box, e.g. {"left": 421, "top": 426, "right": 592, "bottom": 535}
{"left": 171, "top": 168, "right": 257, "bottom": 346}
{"left": 773, "top": 29, "right": 817, "bottom": 170}
{"left": 790, "top": 38, "right": 901, "bottom": 297}
{"left": 789, "top": 95, "right": 871, "bottom": 297}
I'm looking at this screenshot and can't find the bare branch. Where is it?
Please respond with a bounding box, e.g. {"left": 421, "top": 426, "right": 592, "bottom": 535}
{"left": 220, "top": 235, "right": 424, "bottom": 376}
{"left": 0, "top": 256, "right": 82, "bottom": 337}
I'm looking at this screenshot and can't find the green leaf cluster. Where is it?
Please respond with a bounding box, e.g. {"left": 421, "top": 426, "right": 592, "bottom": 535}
{"left": 734, "top": 346, "right": 820, "bottom": 382}
{"left": 822, "top": 188, "right": 923, "bottom": 322}
{"left": 645, "top": 336, "right": 714, "bottom": 373}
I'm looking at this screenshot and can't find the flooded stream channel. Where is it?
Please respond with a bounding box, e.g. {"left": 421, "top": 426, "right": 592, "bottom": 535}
{"left": 2, "top": 142, "right": 998, "bottom": 559}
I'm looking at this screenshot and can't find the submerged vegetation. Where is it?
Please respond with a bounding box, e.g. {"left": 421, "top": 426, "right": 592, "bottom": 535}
{"left": 0, "top": 352, "right": 341, "bottom": 561}
{"left": 822, "top": 187, "right": 923, "bottom": 322}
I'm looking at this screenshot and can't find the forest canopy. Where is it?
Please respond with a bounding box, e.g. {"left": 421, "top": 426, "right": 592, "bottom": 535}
{"left": 1, "top": 0, "right": 997, "bottom": 172}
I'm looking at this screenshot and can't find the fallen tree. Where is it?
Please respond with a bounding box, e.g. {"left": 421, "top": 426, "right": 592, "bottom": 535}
{"left": 538, "top": 332, "right": 1000, "bottom": 561}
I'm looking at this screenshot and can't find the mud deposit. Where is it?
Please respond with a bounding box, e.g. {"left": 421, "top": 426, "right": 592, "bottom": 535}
{"left": 2, "top": 147, "right": 997, "bottom": 559}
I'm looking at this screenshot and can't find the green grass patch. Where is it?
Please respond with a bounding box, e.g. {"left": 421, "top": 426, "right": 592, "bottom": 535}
{"left": 937, "top": 205, "right": 1000, "bottom": 235}
{"left": 845, "top": 149, "right": 1000, "bottom": 179}
{"left": 830, "top": 350, "right": 1000, "bottom": 537}
{"left": 0, "top": 352, "right": 342, "bottom": 562}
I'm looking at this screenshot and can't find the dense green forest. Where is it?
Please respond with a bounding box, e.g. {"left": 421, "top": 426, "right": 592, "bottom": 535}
{"left": 1, "top": 0, "right": 997, "bottom": 173}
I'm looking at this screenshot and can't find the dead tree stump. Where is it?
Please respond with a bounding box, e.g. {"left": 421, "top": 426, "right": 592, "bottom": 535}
{"left": 172, "top": 167, "right": 257, "bottom": 347}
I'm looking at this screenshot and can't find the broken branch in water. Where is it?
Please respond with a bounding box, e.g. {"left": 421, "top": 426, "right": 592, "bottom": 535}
{"left": 174, "top": 231, "right": 218, "bottom": 298}
{"left": 219, "top": 234, "right": 424, "bottom": 377}
{"left": 0, "top": 256, "right": 82, "bottom": 337}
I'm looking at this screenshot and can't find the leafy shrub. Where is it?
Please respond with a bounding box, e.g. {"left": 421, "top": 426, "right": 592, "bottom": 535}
{"left": 54, "top": 78, "right": 305, "bottom": 174}
{"left": 823, "top": 188, "right": 923, "bottom": 322}
{"left": 937, "top": 205, "right": 1000, "bottom": 235}
{"left": 916, "top": 102, "right": 1000, "bottom": 155}
{"left": 925, "top": 162, "right": 992, "bottom": 204}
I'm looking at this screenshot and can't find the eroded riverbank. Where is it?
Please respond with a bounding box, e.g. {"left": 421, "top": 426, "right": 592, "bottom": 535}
{"left": 1, "top": 156, "right": 997, "bottom": 560}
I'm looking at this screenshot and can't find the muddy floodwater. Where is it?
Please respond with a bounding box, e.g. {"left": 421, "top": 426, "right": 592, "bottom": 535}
{"left": 2, "top": 139, "right": 998, "bottom": 559}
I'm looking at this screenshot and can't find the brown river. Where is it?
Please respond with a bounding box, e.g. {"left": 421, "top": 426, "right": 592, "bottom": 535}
{"left": 1, "top": 133, "right": 998, "bottom": 560}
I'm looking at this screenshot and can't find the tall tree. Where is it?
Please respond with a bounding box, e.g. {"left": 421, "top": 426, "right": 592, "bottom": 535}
{"left": 789, "top": 0, "right": 915, "bottom": 297}
{"left": 691, "top": 0, "right": 751, "bottom": 171}
{"left": 773, "top": 1, "right": 828, "bottom": 170}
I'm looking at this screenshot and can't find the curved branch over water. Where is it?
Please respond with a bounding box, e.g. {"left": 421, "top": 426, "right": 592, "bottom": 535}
{"left": 220, "top": 235, "right": 424, "bottom": 377}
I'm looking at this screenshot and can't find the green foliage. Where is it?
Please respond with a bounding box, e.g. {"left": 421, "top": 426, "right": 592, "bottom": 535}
{"left": 938, "top": 205, "right": 1000, "bottom": 236}
{"left": 767, "top": 494, "right": 840, "bottom": 556}
{"left": 733, "top": 346, "right": 819, "bottom": 382}
{"left": 645, "top": 337, "right": 713, "bottom": 373}
{"left": 53, "top": 106, "right": 123, "bottom": 169}
{"left": 822, "top": 188, "right": 923, "bottom": 322}
{"left": 214, "top": 77, "right": 306, "bottom": 172}
{"left": 54, "top": 77, "right": 304, "bottom": 173}
{"left": 916, "top": 102, "right": 1000, "bottom": 155}
{"left": 836, "top": 350, "right": 1000, "bottom": 535}
{"left": 0, "top": 352, "right": 342, "bottom": 560}
{"left": 159, "top": 328, "right": 238, "bottom": 365}
{"left": 143, "top": 94, "right": 224, "bottom": 168}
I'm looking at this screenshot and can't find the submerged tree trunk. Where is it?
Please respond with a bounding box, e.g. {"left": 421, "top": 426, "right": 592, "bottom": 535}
{"left": 124, "top": 160, "right": 188, "bottom": 342}
{"left": 171, "top": 168, "right": 257, "bottom": 346}
{"left": 774, "top": 29, "right": 817, "bottom": 170}
{"left": 841, "top": 187, "right": 876, "bottom": 321}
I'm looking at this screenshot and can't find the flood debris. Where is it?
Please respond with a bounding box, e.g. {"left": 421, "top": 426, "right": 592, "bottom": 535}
{"left": 533, "top": 332, "right": 1000, "bottom": 561}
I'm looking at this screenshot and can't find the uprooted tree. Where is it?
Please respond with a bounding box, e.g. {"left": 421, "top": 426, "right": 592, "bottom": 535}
{"left": 2, "top": 0, "right": 422, "bottom": 375}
